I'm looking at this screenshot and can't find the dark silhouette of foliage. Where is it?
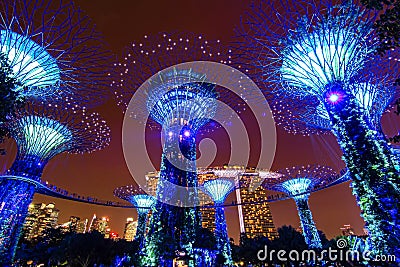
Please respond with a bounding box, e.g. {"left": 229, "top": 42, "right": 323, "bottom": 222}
{"left": 0, "top": 51, "right": 23, "bottom": 155}
{"left": 15, "top": 230, "right": 139, "bottom": 267}
{"left": 361, "top": 0, "right": 400, "bottom": 55}
{"left": 193, "top": 227, "right": 217, "bottom": 250}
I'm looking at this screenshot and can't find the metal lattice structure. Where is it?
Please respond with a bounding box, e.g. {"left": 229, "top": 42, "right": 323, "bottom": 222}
{"left": 263, "top": 165, "right": 337, "bottom": 249}
{"left": 114, "top": 185, "right": 155, "bottom": 248}
{"left": 0, "top": 0, "right": 113, "bottom": 105}
{"left": 0, "top": 100, "right": 110, "bottom": 263}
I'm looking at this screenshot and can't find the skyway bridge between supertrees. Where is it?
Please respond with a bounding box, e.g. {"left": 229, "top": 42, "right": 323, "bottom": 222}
{"left": 0, "top": 167, "right": 349, "bottom": 208}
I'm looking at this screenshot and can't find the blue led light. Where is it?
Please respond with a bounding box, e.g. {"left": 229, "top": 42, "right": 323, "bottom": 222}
{"left": 0, "top": 30, "right": 60, "bottom": 96}
{"left": 129, "top": 194, "right": 156, "bottom": 214}
{"left": 202, "top": 179, "right": 235, "bottom": 204}
{"left": 201, "top": 179, "right": 235, "bottom": 265}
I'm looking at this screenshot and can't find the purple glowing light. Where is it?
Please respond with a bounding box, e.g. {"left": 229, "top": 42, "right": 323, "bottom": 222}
{"left": 327, "top": 92, "right": 342, "bottom": 104}
{"left": 184, "top": 131, "right": 191, "bottom": 137}
{"left": 168, "top": 131, "right": 173, "bottom": 137}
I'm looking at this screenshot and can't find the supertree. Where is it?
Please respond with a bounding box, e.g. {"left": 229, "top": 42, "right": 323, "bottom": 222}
{"left": 0, "top": 0, "right": 113, "bottom": 105}
{"left": 114, "top": 185, "right": 156, "bottom": 248}
{"left": 262, "top": 165, "right": 337, "bottom": 249}
{"left": 236, "top": 0, "right": 400, "bottom": 256}
{"left": 112, "top": 32, "right": 229, "bottom": 267}
{"left": 0, "top": 100, "right": 110, "bottom": 262}
{"left": 201, "top": 178, "right": 236, "bottom": 266}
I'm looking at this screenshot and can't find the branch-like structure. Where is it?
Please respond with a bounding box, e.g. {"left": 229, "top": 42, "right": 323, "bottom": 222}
{"left": 0, "top": 100, "right": 110, "bottom": 262}
{"left": 0, "top": 0, "right": 113, "bottom": 106}
{"left": 236, "top": 0, "right": 400, "bottom": 256}
{"left": 263, "top": 165, "right": 337, "bottom": 249}
{"left": 114, "top": 185, "right": 156, "bottom": 249}
{"left": 113, "top": 32, "right": 230, "bottom": 267}
{"left": 201, "top": 179, "right": 235, "bottom": 266}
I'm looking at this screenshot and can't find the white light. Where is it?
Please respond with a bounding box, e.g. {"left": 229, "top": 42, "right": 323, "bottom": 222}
{"left": 281, "top": 30, "right": 367, "bottom": 92}
{"left": 19, "top": 116, "right": 72, "bottom": 158}
{"left": 0, "top": 30, "right": 60, "bottom": 92}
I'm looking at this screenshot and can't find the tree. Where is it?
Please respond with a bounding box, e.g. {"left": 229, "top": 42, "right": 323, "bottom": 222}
{"left": 361, "top": 0, "right": 400, "bottom": 55}
{"left": 193, "top": 227, "right": 216, "bottom": 250}
{"left": 0, "top": 51, "right": 23, "bottom": 155}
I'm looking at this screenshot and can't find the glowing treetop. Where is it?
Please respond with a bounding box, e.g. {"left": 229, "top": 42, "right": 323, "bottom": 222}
{"left": 0, "top": 0, "right": 113, "bottom": 105}
{"left": 236, "top": 0, "right": 398, "bottom": 135}
{"left": 263, "top": 165, "right": 337, "bottom": 198}
{"left": 146, "top": 68, "right": 218, "bottom": 132}
{"left": 201, "top": 178, "right": 236, "bottom": 265}
{"left": 114, "top": 185, "right": 156, "bottom": 213}
{"left": 263, "top": 165, "right": 338, "bottom": 249}
{"left": 201, "top": 178, "right": 235, "bottom": 204}
{"left": 5, "top": 100, "right": 110, "bottom": 179}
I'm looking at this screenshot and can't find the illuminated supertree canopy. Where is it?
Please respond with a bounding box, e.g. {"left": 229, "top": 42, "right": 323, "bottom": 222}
{"left": 263, "top": 165, "right": 337, "bottom": 249}
{"left": 114, "top": 185, "right": 156, "bottom": 248}
{"left": 113, "top": 32, "right": 231, "bottom": 267}
{"left": 146, "top": 68, "right": 218, "bottom": 133}
{"left": 201, "top": 178, "right": 235, "bottom": 266}
{"left": 237, "top": 0, "right": 400, "bottom": 257}
{"left": 0, "top": 100, "right": 110, "bottom": 263}
{"left": 5, "top": 100, "right": 110, "bottom": 179}
{"left": 0, "top": 0, "right": 113, "bottom": 105}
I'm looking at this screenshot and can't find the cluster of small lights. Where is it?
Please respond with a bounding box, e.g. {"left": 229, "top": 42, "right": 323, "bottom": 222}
{"left": 263, "top": 165, "right": 338, "bottom": 197}
{"left": 201, "top": 179, "right": 235, "bottom": 204}
{"left": 111, "top": 32, "right": 228, "bottom": 111}
{"left": 257, "top": 170, "right": 283, "bottom": 179}
{"left": 213, "top": 169, "right": 244, "bottom": 178}
{"left": 0, "top": 0, "right": 113, "bottom": 106}
{"left": 269, "top": 98, "right": 330, "bottom": 136}
{"left": 6, "top": 100, "right": 111, "bottom": 162}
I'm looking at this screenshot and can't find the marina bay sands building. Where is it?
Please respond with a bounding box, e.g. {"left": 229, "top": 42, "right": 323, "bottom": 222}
{"left": 145, "top": 166, "right": 278, "bottom": 240}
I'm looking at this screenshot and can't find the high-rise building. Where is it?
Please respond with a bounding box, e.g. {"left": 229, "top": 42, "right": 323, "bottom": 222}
{"left": 123, "top": 218, "right": 138, "bottom": 241}
{"left": 89, "top": 214, "right": 109, "bottom": 236}
{"left": 145, "top": 166, "right": 278, "bottom": 240}
{"left": 238, "top": 171, "right": 278, "bottom": 240}
{"left": 58, "top": 216, "right": 88, "bottom": 234}
{"left": 340, "top": 224, "right": 355, "bottom": 236}
{"left": 76, "top": 219, "right": 88, "bottom": 234}
{"left": 198, "top": 169, "right": 217, "bottom": 232}
{"left": 23, "top": 203, "right": 59, "bottom": 241}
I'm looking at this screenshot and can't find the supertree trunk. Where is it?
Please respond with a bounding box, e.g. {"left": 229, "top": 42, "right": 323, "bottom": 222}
{"left": 0, "top": 179, "right": 35, "bottom": 264}
{"left": 136, "top": 212, "right": 148, "bottom": 249}
{"left": 215, "top": 205, "right": 232, "bottom": 266}
{"left": 323, "top": 83, "right": 400, "bottom": 257}
{"left": 143, "top": 127, "right": 201, "bottom": 267}
{"left": 294, "top": 197, "right": 322, "bottom": 249}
